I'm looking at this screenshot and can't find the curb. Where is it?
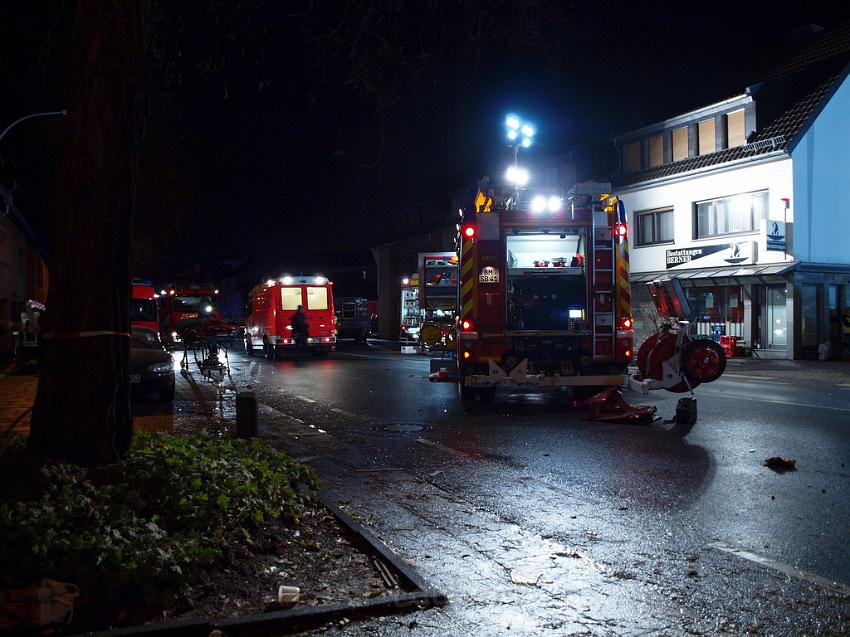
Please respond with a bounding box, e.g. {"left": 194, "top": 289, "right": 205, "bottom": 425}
{"left": 82, "top": 494, "right": 446, "bottom": 637}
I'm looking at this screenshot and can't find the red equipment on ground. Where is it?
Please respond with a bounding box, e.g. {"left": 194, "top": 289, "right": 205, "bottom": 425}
{"left": 573, "top": 388, "right": 658, "bottom": 425}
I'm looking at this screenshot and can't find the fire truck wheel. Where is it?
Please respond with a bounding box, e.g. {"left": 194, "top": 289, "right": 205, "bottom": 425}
{"left": 682, "top": 339, "right": 726, "bottom": 384}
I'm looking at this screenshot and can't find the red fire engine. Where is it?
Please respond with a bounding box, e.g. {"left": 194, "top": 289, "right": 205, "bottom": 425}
{"left": 131, "top": 278, "right": 159, "bottom": 332}
{"left": 245, "top": 275, "right": 336, "bottom": 359}
{"left": 159, "top": 283, "right": 222, "bottom": 345}
{"left": 445, "top": 182, "right": 634, "bottom": 399}
{"left": 433, "top": 181, "right": 726, "bottom": 400}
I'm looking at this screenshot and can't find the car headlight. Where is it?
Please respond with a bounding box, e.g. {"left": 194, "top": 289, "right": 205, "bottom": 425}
{"left": 147, "top": 362, "right": 173, "bottom": 374}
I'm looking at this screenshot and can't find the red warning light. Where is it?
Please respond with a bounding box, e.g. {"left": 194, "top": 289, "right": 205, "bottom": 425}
{"left": 460, "top": 319, "right": 474, "bottom": 331}
{"left": 462, "top": 224, "right": 476, "bottom": 239}
{"left": 619, "top": 315, "right": 633, "bottom": 330}
{"left": 614, "top": 223, "right": 628, "bottom": 238}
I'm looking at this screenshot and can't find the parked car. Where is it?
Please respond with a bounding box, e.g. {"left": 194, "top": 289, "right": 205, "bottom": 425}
{"left": 130, "top": 327, "right": 175, "bottom": 401}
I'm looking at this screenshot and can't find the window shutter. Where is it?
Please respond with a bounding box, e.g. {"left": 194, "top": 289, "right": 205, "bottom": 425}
{"left": 727, "top": 109, "right": 746, "bottom": 148}
{"left": 649, "top": 134, "right": 663, "bottom": 167}
{"left": 698, "top": 119, "right": 716, "bottom": 155}
{"left": 672, "top": 127, "right": 688, "bottom": 162}
{"left": 627, "top": 141, "right": 641, "bottom": 173}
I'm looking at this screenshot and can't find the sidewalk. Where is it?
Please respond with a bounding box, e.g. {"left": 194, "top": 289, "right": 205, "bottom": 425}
{"left": 724, "top": 357, "right": 850, "bottom": 384}
{"left": 0, "top": 366, "right": 235, "bottom": 440}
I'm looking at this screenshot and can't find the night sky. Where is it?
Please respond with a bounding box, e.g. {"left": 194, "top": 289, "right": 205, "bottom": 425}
{"left": 1, "top": 1, "right": 848, "bottom": 277}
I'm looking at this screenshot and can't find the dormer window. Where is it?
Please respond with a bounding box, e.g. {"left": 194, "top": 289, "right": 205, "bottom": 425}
{"left": 672, "top": 127, "right": 688, "bottom": 162}
{"left": 698, "top": 118, "right": 716, "bottom": 155}
{"left": 626, "top": 141, "right": 641, "bottom": 173}
{"left": 727, "top": 109, "right": 746, "bottom": 148}
{"left": 649, "top": 134, "right": 663, "bottom": 167}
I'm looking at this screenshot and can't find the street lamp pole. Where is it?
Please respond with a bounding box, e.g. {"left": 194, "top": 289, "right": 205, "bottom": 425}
{"left": 0, "top": 110, "right": 67, "bottom": 145}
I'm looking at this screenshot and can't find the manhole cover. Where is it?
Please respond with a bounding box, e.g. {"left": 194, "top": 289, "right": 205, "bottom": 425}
{"left": 384, "top": 424, "right": 423, "bottom": 433}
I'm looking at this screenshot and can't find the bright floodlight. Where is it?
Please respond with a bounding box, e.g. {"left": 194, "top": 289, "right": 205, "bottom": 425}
{"left": 507, "top": 129, "right": 518, "bottom": 141}
{"left": 531, "top": 195, "right": 547, "bottom": 213}
{"left": 402, "top": 277, "right": 410, "bottom": 285}
{"left": 505, "top": 165, "right": 529, "bottom": 186}
{"left": 204, "top": 305, "right": 213, "bottom": 313}
{"left": 520, "top": 123, "right": 535, "bottom": 137}
{"left": 282, "top": 275, "right": 293, "bottom": 285}
{"left": 521, "top": 137, "right": 532, "bottom": 148}
{"left": 266, "top": 279, "right": 275, "bottom": 287}
{"left": 547, "top": 196, "right": 562, "bottom": 212}
{"left": 505, "top": 114, "right": 521, "bottom": 130}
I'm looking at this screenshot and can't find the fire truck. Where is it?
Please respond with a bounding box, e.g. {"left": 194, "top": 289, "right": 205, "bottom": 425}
{"left": 418, "top": 251, "right": 458, "bottom": 351}
{"left": 438, "top": 181, "right": 725, "bottom": 400}
{"left": 245, "top": 275, "right": 336, "bottom": 359}
{"left": 159, "top": 283, "right": 222, "bottom": 346}
{"left": 131, "top": 278, "right": 159, "bottom": 332}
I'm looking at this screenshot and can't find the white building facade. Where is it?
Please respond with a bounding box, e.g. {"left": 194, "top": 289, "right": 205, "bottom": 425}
{"left": 613, "top": 25, "right": 850, "bottom": 359}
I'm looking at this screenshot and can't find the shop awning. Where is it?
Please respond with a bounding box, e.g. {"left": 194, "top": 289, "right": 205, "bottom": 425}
{"left": 630, "top": 262, "right": 798, "bottom": 285}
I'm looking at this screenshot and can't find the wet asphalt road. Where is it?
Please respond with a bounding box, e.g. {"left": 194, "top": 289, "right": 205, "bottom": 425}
{"left": 221, "top": 342, "right": 850, "bottom": 635}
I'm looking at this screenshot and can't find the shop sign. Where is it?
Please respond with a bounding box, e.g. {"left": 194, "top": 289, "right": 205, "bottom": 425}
{"left": 479, "top": 266, "right": 500, "bottom": 283}
{"left": 766, "top": 220, "right": 786, "bottom": 252}
{"left": 665, "top": 241, "right": 756, "bottom": 269}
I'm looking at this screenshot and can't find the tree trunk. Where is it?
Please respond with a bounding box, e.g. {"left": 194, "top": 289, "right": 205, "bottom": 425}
{"left": 28, "top": 1, "right": 147, "bottom": 465}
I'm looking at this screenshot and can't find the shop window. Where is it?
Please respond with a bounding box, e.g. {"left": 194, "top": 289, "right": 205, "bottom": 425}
{"left": 765, "top": 285, "right": 787, "bottom": 349}
{"left": 635, "top": 208, "right": 674, "bottom": 246}
{"left": 694, "top": 190, "right": 768, "bottom": 239}
{"left": 672, "top": 126, "right": 688, "bottom": 162}
{"left": 686, "top": 286, "right": 744, "bottom": 340}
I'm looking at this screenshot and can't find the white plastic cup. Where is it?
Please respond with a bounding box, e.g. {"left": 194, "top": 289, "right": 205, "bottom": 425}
{"left": 278, "top": 585, "right": 300, "bottom": 604}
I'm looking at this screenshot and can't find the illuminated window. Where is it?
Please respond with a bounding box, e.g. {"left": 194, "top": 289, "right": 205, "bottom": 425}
{"left": 694, "top": 191, "right": 768, "bottom": 238}
{"left": 306, "top": 287, "right": 328, "bottom": 310}
{"left": 281, "top": 287, "right": 301, "bottom": 310}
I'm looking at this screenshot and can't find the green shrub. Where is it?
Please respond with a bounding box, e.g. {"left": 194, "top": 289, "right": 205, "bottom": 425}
{"left": 0, "top": 432, "right": 320, "bottom": 612}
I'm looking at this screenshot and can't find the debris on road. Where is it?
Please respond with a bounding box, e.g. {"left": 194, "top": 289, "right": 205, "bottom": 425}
{"left": 764, "top": 457, "right": 797, "bottom": 472}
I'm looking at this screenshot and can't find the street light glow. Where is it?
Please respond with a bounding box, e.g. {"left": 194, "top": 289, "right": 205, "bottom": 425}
{"left": 507, "top": 129, "right": 518, "bottom": 141}
{"left": 521, "top": 137, "right": 532, "bottom": 148}
{"left": 505, "top": 165, "right": 529, "bottom": 186}
{"left": 520, "top": 123, "right": 535, "bottom": 138}
{"left": 505, "top": 114, "right": 521, "bottom": 130}
{"left": 547, "top": 196, "right": 563, "bottom": 212}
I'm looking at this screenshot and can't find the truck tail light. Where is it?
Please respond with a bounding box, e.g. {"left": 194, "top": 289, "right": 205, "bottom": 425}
{"left": 460, "top": 319, "right": 474, "bottom": 331}
{"left": 462, "top": 224, "right": 476, "bottom": 239}
{"left": 614, "top": 223, "right": 628, "bottom": 238}
{"left": 618, "top": 315, "right": 633, "bottom": 330}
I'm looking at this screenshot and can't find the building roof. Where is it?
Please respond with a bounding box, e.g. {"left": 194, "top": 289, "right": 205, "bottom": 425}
{"left": 615, "top": 21, "right": 850, "bottom": 189}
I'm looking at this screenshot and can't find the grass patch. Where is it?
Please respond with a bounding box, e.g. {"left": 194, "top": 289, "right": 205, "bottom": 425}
{"left": 0, "top": 432, "right": 320, "bottom": 628}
